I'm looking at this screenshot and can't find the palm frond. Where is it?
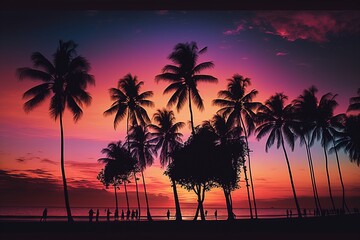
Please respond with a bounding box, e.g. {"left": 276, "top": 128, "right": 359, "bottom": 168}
{"left": 17, "top": 68, "right": 52, "bottom": 82}
{"left": 193, "top": 62, "right": 215, "bottom": 74}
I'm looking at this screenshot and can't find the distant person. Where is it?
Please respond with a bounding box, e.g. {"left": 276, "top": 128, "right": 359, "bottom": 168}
{"left": 214, "top": 210, "right": 218, "bottom": 220}
{"left": 303, "top": 208, "right": 307, "bottom": 217}
{"left": 89, "top": 209, "right": 94, "bottom": 222}
{"left": 96, "top": 209, "right": 99, "bottom": 222}
{"left": 114, "top": 208, "right": 119, "bottom": 221}
{"left": 40, "top": 208, "right": 47, "bottom": 222}
{"left": 289, "top": 209, "right": 292, "bottom": 218}
{"left": 131, "top": 210, "right": 135, "bottom": 220}
{"left": 135, "top": 209, "right": 138, "bottom": 220}
{"left": 205, "top": 210, "right": 208, "bottom": 218}
{"left": 106, "top": 208, "right": 111, "bottom": 221}
{"left": 121, "top": 209, "right": 125, "bottom": 220}
{"left": 167, "top": 209, "right": 170, "bottom": 220}
{"left": 286, "top": 209, "right": 289, "bottom": 218}
{"left": 126, "top": 209, "right": 130, "bottom": 220}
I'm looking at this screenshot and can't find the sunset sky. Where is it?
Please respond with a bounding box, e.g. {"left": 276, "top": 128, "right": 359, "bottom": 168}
{"left": 0, "top": 10, "right": 359, "bottom": 210}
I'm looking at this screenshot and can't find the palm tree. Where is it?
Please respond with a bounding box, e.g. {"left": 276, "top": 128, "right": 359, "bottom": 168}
{"left": 311, "top": 93, "right": 348, "bottom": 212}
{"left": 213, "top": 74, "right": 261, "bottom": 218}
{"left": 127, "top": 125, "right": 156, "bottom": 221}
{"left": 98, "top": 141, "right": 137, "bottom": 213}
{"left": 17, "top": 40, "right": 94, "bottom": 222}
{"left": 104, "top": 73, "right": 154, "bottom": 219}
{"left": 148, "top": 109, "right": 185, "bottom": 220}
{"left": 256, "top": 93, "right": 302, "bottom": 218}
{"left": 347, "top": 88, "right": 360, "bottom": 112}
{"left": 155, "top": 42, "right": 217, "bottom": 134}
{"left": 292, "top": 86, "right": 322, "bottom": 212}
{"left": 335, "top": 115, "right": 360, "bottom": 166}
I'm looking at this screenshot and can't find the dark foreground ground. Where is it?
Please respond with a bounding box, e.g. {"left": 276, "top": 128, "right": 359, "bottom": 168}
{"left": 1, "top": 215, "right": 359, "bottom": 240}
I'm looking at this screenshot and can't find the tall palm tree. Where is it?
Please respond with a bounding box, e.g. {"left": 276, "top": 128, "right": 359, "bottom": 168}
{"left": 311, "top": 93, "right": 348, "bottom": 211}
{"left": 256, "top": 93, "right": 302, "bottom": 218}
{"left": 335, "top": 115, "right": 360, "bottom": 166}
{"left": 98, "top": 141, "right": 137, "bottom": 213}
{"left": 104, "top": 73, "right": 154, "bottom": 220}
{"left": 347, "top": 88, "right": 360, "bottom": 112}
{"left": 292, "top": 86, "right": 322, "bottom": 212}
{"left": 17, "top": 40, "right": 94, "bottom": 222}
{"left": 148, "top": 109, "right": 185, "bottom": 220}
{"left": 155, "top": 42, "right": 217, "bottom": 134}
{"left": 213, "top": 74, "right": 260, "bottom": 218}
{"left": 127, "top": 125, "right": 156, "bottom": 221}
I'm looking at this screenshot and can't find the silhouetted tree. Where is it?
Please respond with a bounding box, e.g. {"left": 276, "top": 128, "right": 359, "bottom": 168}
{"left": 148, "top": 109, "right": 184, "bottom": 220}
{"left": 98, "top": 141, "right": 137, "bottom": 212}
{"left": 166, "top": 127, "right": 218, "bottom": 220}
{"left": 17, "top": 40, "right": 95, "bottom": 222}
{"left": 202, "top": 114, "right": 245, "bottom": 220}
{"left": 213, "top": 74, "right": 261, "bottom": 218}
{"left": 256, "top": 93, "right": 302, "bottom": 218}
{"left": 292, "top": 86, "right": 322, "bottom": 211}
{"left": 335, "top": 115, "right": 360, "bottom": 166}
{"left": 127, "top": 125, "right": 156, "bottom": 221}
{"left": 311, "top": 93, "right": 348, "bottom": 211}
{"left": 156, "top": 42, "right": 217, "bottom": 134}
{"left": 104, "top": 73, "right": 154, "bottom": 219}
{"left": 347, "top": 88, "right": 360, "bottom": 113}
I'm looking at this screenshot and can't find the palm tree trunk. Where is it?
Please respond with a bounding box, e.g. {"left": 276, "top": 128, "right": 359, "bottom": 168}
{"left": 141, "top": 170, "right": 152, "bottom": 221}
{"left": 303, "top": 137, "right": 319, "bottom": 211}
{"left": 223, "top": 187, "right": 234, "bottom": 220}
{"left": 243, "top": 164, "right": 253, "bottom": 219}
{"left": 188, "top": 87, "right": 195, "bottom": 134}
{"left": 114, "top": 185, "right": 118, "bottom": 210}
{"left": 306, "top": 142, "right": 322, "bottom": 212}
{"left": 124, "top": 182, "right": 130, "bottom": 211}
{"left": 280, "top": 134, "right": 302, "bottom": 218}
{"left": 171, "top": 178, "right": 182, "bottom": 220}
{"left": 240, "top": 116, "right": 257, "bottom": 218}
{"left": 127, "top": 109, "right": 141, "bottom": 220}
{"left": 199, "top": 185, "right": 206, "bottom": 221}
{"left": 323, "top": 145, "right": 336, "bottom": 211}
{"left": 59, "top": 112, "right": 73, "bottom": 222}
{"left": 332, "top": 138, "right": 349, "bottom": 213}
{"left": 193, "top": 184, "right": 201, "bottom": 220}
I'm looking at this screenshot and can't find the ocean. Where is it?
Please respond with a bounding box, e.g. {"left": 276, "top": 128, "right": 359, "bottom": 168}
{"left": 0, "top": 206, "right": 299, "bottom": 221}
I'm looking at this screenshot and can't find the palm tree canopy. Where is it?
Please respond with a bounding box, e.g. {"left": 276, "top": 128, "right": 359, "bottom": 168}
{"left": 291, "top": 86, "right": 319, "bottom": 145}
{"left": 127, "top": 125, "right": 156, "bottom": 171}
{"left": 347, "top": 88, "right": 360, "bottom": 113}
{"left": 310, "top": 92, "right": 343, "bottom": 148}
{"left": 98, "top": 141, "right": 138, "bottom": 186}
{"left": 335, "top": 115, "right": 360, "bottom": 165}
{"left": 104, "top": 73, "right": 154, "bottom": 129}
{"left": 148, "top": 109, "right": 184, "bottom": 167}
{"left": 155, "top": 42, "right": 217, "bottom": 112}
{"left": 17, "top": 40, "right": 95, "bottom": 121}
{"left": 213, "top": 74, "right": 261, "bottom": 136}
{"left": 256, "top": 93, "right": 297, "bottom": 152}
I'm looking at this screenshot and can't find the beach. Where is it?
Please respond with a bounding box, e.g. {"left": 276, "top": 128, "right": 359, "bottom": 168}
{"left": 1, "top": 215, "right": 359, "bottom": 240}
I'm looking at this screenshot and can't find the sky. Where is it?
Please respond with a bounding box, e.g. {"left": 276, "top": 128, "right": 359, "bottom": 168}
{"left": 0, "top": 10, "right": 360, "bottom": 211}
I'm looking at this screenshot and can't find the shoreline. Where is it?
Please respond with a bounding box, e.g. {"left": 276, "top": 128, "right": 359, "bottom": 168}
{"left": 1, "top": 215, "right": 359, "bottom": 240}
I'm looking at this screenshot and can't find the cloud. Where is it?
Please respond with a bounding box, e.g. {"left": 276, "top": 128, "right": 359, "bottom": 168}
{"left": 253, "top": 11, "right": 360, "bottom": 43}
{"left": 16, "top": 157, "right": 26, "bottom": 163}
{"left": 41, "top": 158, "right": 58, "bottom": 165}
{"left": 276, "top": 52, "right": 288, "bottom": 56}
{"left": 223, "top": 21, "right": 247, "bottom": 35}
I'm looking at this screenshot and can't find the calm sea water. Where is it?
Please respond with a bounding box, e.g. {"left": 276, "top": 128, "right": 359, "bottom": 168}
{"left": 0, "top": 206, "right": 296, "bottom": 221}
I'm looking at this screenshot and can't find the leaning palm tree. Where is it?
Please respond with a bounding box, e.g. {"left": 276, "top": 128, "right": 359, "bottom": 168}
{"left": 213, "top": 74, "right": 261, "bottom": 218}
{"left": 127, "top": 125, "right": 156, "bottom": 221}
{"left": 256, "top": 93, "right": 302, "bottom": 218}
{"left": 148, "top": 109, "right": 185, "bottom": 220}
{"left": 292, "top": 86, "right": 322, "bottom": 212}
{"left": 17, "top": 40, "right": 94, "bottom": 222}
{"left": 155, "top": 42, "right": 218, "bottom": 134}
{"left": 98, "top": 141, "right": 137, "bottom": 213}
{"left": 347, "top": 88, "right": 360, "bottom": 112}
{"left": 335, "top": 115, "right": 360, "bottom": 166}
{"left": 312, "top": 93, "right": 348, "bottom": 212}
{"left": 104, "top": 73, "right": 154, "bottom": 220}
